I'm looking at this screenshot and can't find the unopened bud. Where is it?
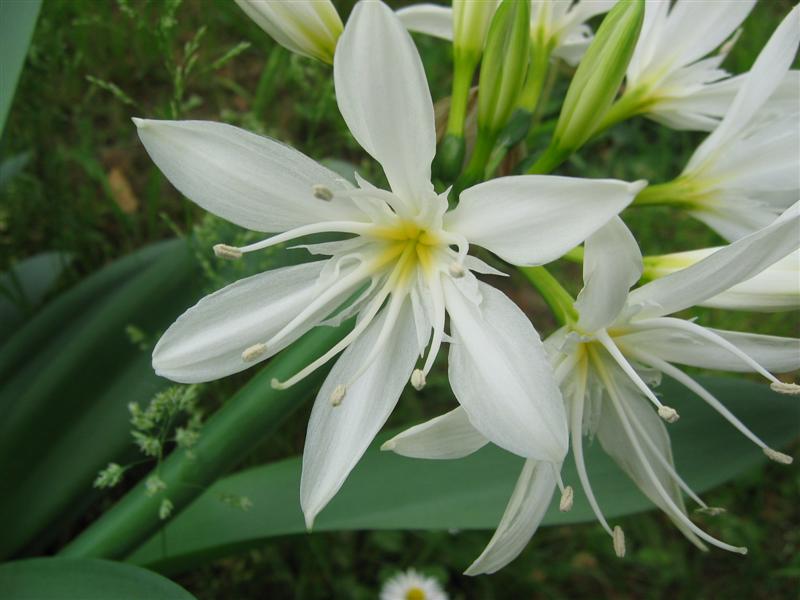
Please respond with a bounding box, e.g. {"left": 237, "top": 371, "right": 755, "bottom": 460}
{"left": 330, "top": 384, "right": 346, "bottom": 407}
{"left": 213, "top": 244, "right": 242, "bottom": 260}
{"left": 312, "top": 184, "right": 334, "bottom": 201}
{"left": 763, "top": 447, "right": 793, "bottom": 465}
{"left": 410, "top": 369, "right": 426, "bottom": 391}
{"left": 559, "top": 485, "right": 574, "bottom": 512}
{"left": 658, "top": 405, "right": 679, "bottom": 423}
{"left": 242, "top": 343, "right": 267, "bottom": 362}
{"left": 613, "top": 526, "right": 626, "bottom": 558}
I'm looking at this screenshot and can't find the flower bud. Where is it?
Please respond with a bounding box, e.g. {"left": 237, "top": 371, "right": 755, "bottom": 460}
{"left": 235, "top": 0, "right": 343, "bottom": 64}
{"left": 453, "top": 0, "right": 498, "bottom": 67}
{"left": 529, "top": 0, "right": 644, "bottom": 173}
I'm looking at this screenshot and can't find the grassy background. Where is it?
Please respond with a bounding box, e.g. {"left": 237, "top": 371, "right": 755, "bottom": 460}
{"left": 2, "top": 0, "right": 798, "bottom": 598}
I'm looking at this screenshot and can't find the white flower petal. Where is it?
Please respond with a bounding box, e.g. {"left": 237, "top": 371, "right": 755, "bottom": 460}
{"left": 396, "top": 3, "right": 453, "bottom": 41}
{"left": 629, "top": 202, "right": 800, "bottom": 318}
{"left": 300, "top": 299, "right": 419, "bottom": 528}
{"left": 688, "top": 5, "right": 800, "bottom": 171}
{"left": 444, "top": 279, "right": 568, "bottom": 462}
{"left": 464, "top": 459, "right": 557, "bottom": 576}
{"left": 447, "top": 176, "right": 644, "bottom": 266}
{"left": 382, "top": 407, "right": 489, "bottom": 459}
{"left": 616, "top": 325, "right": 800, "bottom": 374}
{"left": 575, "top": 217, "right": 643, "bottom": 332}
{"left": 152, "top": 260, "right": 332, "bottom": 383}
{"left": 334, "top": 1, "right": 436, "bottom": 207}
{"left": 134, "top": 119, "right": 362, "bottom": 232}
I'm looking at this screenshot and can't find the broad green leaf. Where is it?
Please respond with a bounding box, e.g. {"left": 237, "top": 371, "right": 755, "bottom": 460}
{"left": 0, "top": 240, "right": 203, "bottom": 558}
{"left": 0, "top": 251, "right": 71, "bottom": 339}
{"left": 0, "top": 0, "right": 42, "bottom": 136}
{"left": 0, "top": 558, "right": 195, "bottom": 600}
{"left": 129, "top": 376, "right": 800, "bottom": 574}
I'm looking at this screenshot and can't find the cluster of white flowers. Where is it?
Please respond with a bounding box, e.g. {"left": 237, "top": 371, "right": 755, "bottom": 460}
{"left": 134, "top": 0, "right": 799, "bottom": 578}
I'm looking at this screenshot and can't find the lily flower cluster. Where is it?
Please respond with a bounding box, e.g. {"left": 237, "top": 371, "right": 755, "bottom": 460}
{"left": 135, "top": 0, "right": 800, "bottom": 577}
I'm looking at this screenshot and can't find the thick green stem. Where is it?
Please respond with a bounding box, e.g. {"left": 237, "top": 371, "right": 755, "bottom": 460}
{"left": 525, "top": 144, "right": 570, "bottom": 175}
{"left": 591, "top": 84, "right": 652, "bottom": 138}
{"left": 446, "top": 57, "right": 477, "bottom": 137}
{"left": 59, "top": 323, "right": 350, "bottom": 560}
{"left": 519, "top": 266, "right": 577, "bottom": 326}
{"left": 455, "top": 129, "right": 497, "bottom": 195}
{"left": 633, "top": 177, "right": 699, "bottom": 207}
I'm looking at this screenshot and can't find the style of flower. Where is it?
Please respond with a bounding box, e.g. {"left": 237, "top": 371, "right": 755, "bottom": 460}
{"left": 399, "top": 0, "right": 616, "bottom": 66}
{"left": 385, "top": 204, "right": 800, "bottom": 574}
{"left": 136, "top": 1, "right": 641, "bottom": 528}
{"left": 380, "top": 569, "right": 448, "bottom": 600}
{"left": 644, "top": 247, "right": 800, "bottom": 312}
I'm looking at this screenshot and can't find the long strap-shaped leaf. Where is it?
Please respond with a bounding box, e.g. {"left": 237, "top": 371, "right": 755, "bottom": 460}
{"left": 127, "top": 376, "right": 799, "bottom": 575}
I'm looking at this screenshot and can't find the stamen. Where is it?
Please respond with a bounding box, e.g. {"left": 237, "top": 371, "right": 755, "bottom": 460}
{"left": 418, "top": 269, "right": 446, "bottom": 379}
{"left": 410, "top": 369, "right": 426, "bottom": 390}
{"left": 559, "top": 486, "right": 574, "bottom": 512}
{"left": 448, "top": 262, "right": 465, "bottom": 278}
{"left": 770, "top": 381, "right": 800, "bottom": 395}
{"left": 241, "top": 343, "right": 267, "bottom": 362}
{"left": 696, "top": 506, "right": 727, "bottom": 516}
{"left": 213, "top": 244, "right": 242, "bottom": 260}
{"left": 237, "top": 220, "right": 376, "bottom": 255}
{"left": 312, "top": 184, "right": 334, "bottom": 201}
{"left": 330, "top": 384, "right": 346, "bottom": 407}
{"left": 657, "top": 405, "right": 680, "bottom": 423}
{"left": 596, "top": 329, "right": 666, "bottom": 411}
{"left": 613, "top": 526, "right": 626, "bottom": 558}
{"left": 763, "top": 447, "right": 793, "bottom": 464}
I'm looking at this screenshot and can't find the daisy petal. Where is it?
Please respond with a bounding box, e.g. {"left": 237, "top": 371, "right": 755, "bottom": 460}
{"left": 334, "top": 1, "right": 436, "bottom": 207}
{"left": 446, "top": 176, "right": 644, "bottom": 266}
{"left": 134, "top": 119, "right": 363, "bottom": 232}
{"left": 382, "top": 407, "right": 489, "bottom": 459}
{"left": 444, "top": 279, "right": 568, "bottom": 462}
{"left": 300, "top": 299, "right": 419, "bottom": 528}
{"left": 464, "top": 459, "right": 557, "bottom": 575}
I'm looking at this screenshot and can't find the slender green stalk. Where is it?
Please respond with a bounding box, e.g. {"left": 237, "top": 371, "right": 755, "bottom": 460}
{"left": 519, "top": 266, "right": 578, "bottom": 326}
{"left": 446, "top": 58, "right": 477, "bottom": 137}
{"left": 633, "top": 177, "right": 700, "bottom": 206}
{"left": 59, "top": 323, "right": 350, "bottom": 560}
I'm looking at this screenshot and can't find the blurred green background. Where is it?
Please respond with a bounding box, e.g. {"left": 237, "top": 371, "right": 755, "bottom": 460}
{"left": 2, "top": 0, "right": 798, "bottom": 598}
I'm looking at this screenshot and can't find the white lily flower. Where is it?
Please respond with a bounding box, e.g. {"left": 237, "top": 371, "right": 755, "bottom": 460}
{"left": 380, "top": 568, "right": 448, "bottom": 600}
{"left": 644, "top": 248, "right": 800, "bottom": 312}
{"left": 398, "top": 0, "right": 616, "bottom": 66}
{"left": 137, "top": 1, "right": 641, "bottom": 528}
{"left": 385, "top": 203, "right": 800, "bottom": 574}
{"left": 235, "top": 0, "right": 343, "bottom": 63}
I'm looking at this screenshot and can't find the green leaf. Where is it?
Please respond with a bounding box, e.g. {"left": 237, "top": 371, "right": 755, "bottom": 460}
{"left": 0, "top": 0, "right": 42, "bottom": 136}
{"left": 128, "top": 376, "right": 800, "bottom": 574}
{"left": 0, "top": 558, "right": 195, "bottom": 600}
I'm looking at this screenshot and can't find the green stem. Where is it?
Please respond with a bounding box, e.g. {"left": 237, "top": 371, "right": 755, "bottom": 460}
{"left": 525, "top": 144, "right": 570, "bottom": 175}
{"left": 633, "top": 177, "right": 698, "bottom": 207}
{"left": 516, "top": 44, "right": 551, "bottom": 113}
{"left": 59, "top": 323, "right": 350, "bottom": 560}
{"left": 519, "top": 266, "right": 577, "bottom": 326}
{"left": 446, "top": 57, "right": 478, "bottom": 137}
{"left": 455, "top": 129, "right": 497, "bottom": 195}
{"left": 591, "top": 84, "right": 652, "bottom": 139}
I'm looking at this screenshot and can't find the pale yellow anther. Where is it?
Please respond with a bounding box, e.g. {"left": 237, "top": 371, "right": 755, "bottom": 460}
{"left": 242, "top": 343, "right": 267, "bottom": 362}
{"left": 770, "top": 381, "right": 800, "bottom": 395}
{"left": 658, "top": 405, "right": 679, "bottom": 423}
{"left": 312, "top": 184, "right": 334, "bottom": 201}
{"left": 213, "top": 244, "right": 242, "bottom": 260}
{"left": 559, "top": 485, "right": 574, "bottom": 512}
{"left": 410, "top": 369, "right": 426, "bottom": 391}
{"left": 330, "top": 384, "right": 346, "bottom": 407}
{"left": 448, "top": 262, "right": 465, "bottom": 278}
{"left": 613, "top": 526, "right": 626, "bottom": 558}
{"left": 763, "top": 447, "right": 793, "bottom": 465}
{"left": 696, "top": 506, "right": 727, "bottom": 516}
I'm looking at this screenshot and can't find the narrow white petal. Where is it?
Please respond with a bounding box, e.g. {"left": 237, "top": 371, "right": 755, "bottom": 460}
{"left": 444, "top": 279, "right": 568, "bottom": 462}
{"left": 447, "top": 176, "right": 643, "bottom": 266}
{"left": 382, "top": 407, "right": 489, "bottom": 459}
{"left": 134, "top": 119, "right": 362, "bottom": 232}
{"left": 334, "top": 1, "right": 436, "bottom": 208}
{"left": 153, "top": 261, "right": 331, "bottom": 383}
{"left": 616, "top": 324, "right": 800, "bottom": 374}
{"left": 464, "top": 460, "right": 558, "bottom": 576}
{"left": 629, "top": 202, "right": 800, "bottom": 318}
{"left": 300, "top": 299, "right": 419, "bottom": 528}
{"left": 688, "top": 5, "right": 800, "bottom": 171}
{"left": 396, "top": 4, "right": 453, "bottom": 41}
{"left": 575, "top": 217, "right": 643, "bottom": 332}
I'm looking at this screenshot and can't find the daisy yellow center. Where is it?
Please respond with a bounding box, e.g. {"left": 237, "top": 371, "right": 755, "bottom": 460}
{"left": 405, "top": 588, "right": 426, "bottom": 600}
{"left": 371, "top": 220, "right": 442, "bottom": 284}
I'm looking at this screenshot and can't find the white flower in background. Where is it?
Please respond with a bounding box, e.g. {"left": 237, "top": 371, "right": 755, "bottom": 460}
{"left": 234, "top": 0, "right": 343, "bottom": 63}
{"left": 136, "top": 1, "right": 642, "bottom": 528}
{"left": 644, "top": 248, "right": 800, "bottom": 312}
{"left": 398, "top": 0, "right": 616, "bottom": 66}
{"left": 385, "top": 205, "right": 800, "bottom": 574}
{"left": 380, "top": 569, "right": 448, "bottom": 600}
{"left": 671, "top": 4, "right": 800, "bottom": 241}
{"left": 611, "top": 0, "right": 757, "bottom": 131}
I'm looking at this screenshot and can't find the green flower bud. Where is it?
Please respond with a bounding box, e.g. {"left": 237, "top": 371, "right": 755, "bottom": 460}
{"left": 453, "top": 0, "right": 498, "bottom": 67}
{"left": 529, "top": 0, "right": 644, "bottom": 173}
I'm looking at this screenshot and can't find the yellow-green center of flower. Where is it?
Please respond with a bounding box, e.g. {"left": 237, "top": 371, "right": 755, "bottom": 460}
{"left": 405, "top": 587, "right": 426, "bottom": 600}
{"left": 371, "top": 220, "right": 442, "bottom": 285}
